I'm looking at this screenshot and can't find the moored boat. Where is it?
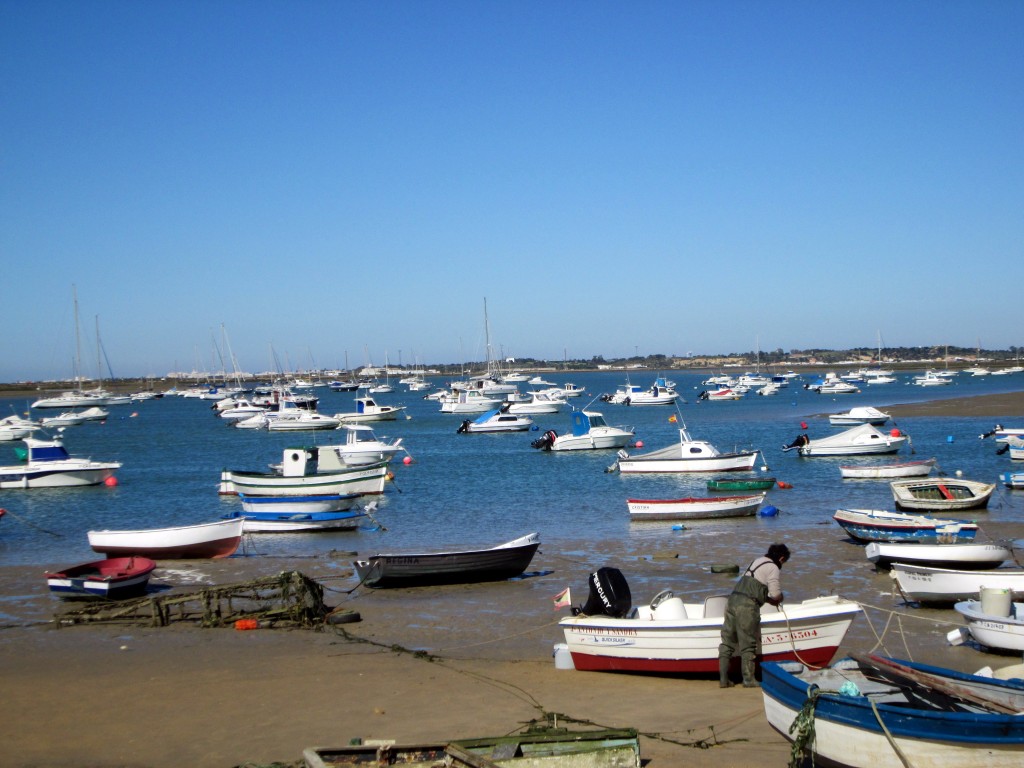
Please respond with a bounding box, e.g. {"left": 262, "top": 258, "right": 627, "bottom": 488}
{"left": 614, "top": 425, "right": 759, "bottom": 473}
{"left": 706, "top": 476, "right": 776, "bottom": 491}
{"left": 890, "top": 476, "right": 995, "bottom": 511}
{"left": 865, "top": 540, "right": 1012, "bottom": 569}
{"left": 456, "top": 408, "right": 534, "bottom": 433}
{"left": 762, "top": 655, "right": 1024, "bottom": 768}
{"left": 626, "top": 492, "right": 766, "bottom": 521}
{"left": 954, "top": 599, "right": 1024, "bottom": 652}
{"left": 783, "top": 423, "right": 907, "bottom": 457}
{"left": 224, "top": 506, "right": 367, "bottom": 533}
{"left": 530, "top": 410, "right": 634, "bottom": 451}
{"left": 353, "top": 532, "right": 540, "bottom": 588}
{"left": 0, "top": 435, "right": 121, "bottom": 489}
{"left": 828, "top": 406, "right": 892, "bottom": 426}
{"left": 833, "top": 508, "right": 979, "bottom": 543}
{"left": 218, "top": 447, "right": 390, "bottom": 497}
{"left": 44, "top": 556, "right": 157, "bottom": 599}
{"left": 839, "top": 457, "right": 936, "bottom": 479}
{"left": 891, "top": 562, "right": 1024, "bottom": 603}
{"left": 88, "top": 518, "right": 244, "bottom": 559}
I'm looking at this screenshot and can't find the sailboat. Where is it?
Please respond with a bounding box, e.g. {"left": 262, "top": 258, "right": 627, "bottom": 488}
{"left": 369, "top": 352, "right": 395, "bottom": 394}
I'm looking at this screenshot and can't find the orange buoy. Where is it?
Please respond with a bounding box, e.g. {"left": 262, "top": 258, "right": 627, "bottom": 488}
{"left": 104, "top": 476, "right": 118, "bottom": 487}
{"left": 776, "top": 481, "right": 793, "bottom": 489}
{"left": 890, "top": 428, "right": 901, "bottom": 437}
{"left": 234, "top": 618, "right": 259, "bottom": 631}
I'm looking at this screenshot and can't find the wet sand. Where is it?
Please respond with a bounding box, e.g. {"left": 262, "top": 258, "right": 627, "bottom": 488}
{"left": 2, "top": 389, "right": 1022, "bottom": 767}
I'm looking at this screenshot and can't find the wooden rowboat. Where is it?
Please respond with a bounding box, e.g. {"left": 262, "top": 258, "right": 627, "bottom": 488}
{"left": 45, "top": 556, "right": 156, "bottom": 599}
{"left": 626, "top": 493, "right": 766, "bottom": 521}
{"left": 838, "top": 457, "right": 936, "bottom": 479}
{"left": 706, "top": 477, "right": 776, "bottom": 491}
{"left": 890, "top": 476, "right": 995, "bottom": 511}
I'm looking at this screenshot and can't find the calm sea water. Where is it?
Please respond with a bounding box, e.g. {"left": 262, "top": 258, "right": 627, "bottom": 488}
{"left": 1, "top": 370, "right": 1022, "bottom": 569}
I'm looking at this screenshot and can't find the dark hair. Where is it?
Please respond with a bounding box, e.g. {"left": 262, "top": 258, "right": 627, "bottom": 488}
{"left": 766, "top": 543, "right": 791, "bottom": 565}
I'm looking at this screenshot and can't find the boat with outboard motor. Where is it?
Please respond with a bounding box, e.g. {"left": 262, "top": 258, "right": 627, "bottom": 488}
{"left": 456, "top": 408, "right": 534, "bottom": 433}
{"left": 783, "top": 423, "right": 907, "bottom": 457}
{"left": 558, "top": 567, "right": 860, "bottom": 674}
{"left": 530, "top": 410, "right": 634, "bottom": 451}
{"left": 0, "top": 435, "right": 121, "bottom": 488}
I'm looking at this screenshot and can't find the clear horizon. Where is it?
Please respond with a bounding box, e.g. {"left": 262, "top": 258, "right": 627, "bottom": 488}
{"left": 3, "top": 3, "right": 1021, "bottom": 381}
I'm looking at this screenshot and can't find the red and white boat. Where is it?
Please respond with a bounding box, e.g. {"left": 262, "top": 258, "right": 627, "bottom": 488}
{"left": 559, "top": 572, "right": 860, "bottom": 675}
{"left": 45, "top": 556, "right": 156, "bottom": 599}
{"left": 626, "top": 493, "right": 765, "bottom": 521}
{"left": 87, "top": 518, "right": 243, "bottom": 559}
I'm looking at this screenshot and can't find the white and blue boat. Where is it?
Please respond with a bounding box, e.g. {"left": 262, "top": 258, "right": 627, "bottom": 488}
{"left": 832, "top": 508, "right": 979, "bottom": 543}
{"left": 226, "top": 503, "right": 368, "bottom": 534}
{"left": 762, "top": 654, "right": 1024, "bottom": 768}
{"left": 0, "top": 435, "right": 121, "bottom": 489}
{"left": 1001, "top": 471, "right": 1024, "bottom": 489}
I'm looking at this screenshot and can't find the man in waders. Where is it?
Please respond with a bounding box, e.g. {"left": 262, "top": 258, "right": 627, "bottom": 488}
{"left": 718, "top": 543, "right": 790, "bottom": 688}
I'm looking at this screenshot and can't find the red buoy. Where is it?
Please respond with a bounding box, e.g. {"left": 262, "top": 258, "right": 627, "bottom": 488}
{"left": 800, "top": 421, "right": 808, "bottom": 430}
{"left": 402, "top": 456, "right": 412, "bottom": 465}
{"left": 104, "top": 476, "right": 118, "bottom": 487}
{"left": 890, "top": 428, "right": 901, "bottom": 437}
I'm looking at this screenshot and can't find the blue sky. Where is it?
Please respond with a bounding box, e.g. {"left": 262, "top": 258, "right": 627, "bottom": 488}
{"left": 3, "top": 2, "right": 1021, "bottom": 380}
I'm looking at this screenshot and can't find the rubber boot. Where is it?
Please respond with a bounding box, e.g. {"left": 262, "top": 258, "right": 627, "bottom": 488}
{"left": 718, "top": 657, "right": 734, "bottom": 688}
{"left": 741, "top": 657, "right": 760, "bottom": 688}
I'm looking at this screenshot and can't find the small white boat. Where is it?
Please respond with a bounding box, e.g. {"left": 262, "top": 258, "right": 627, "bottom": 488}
{"left": 0, "top": 415, "right": 41, "bottom": 441}
{"left": 438, "top": 389, "right": 503, "bottom": 414}
{"left": 865, "top": 541, "right": 1012, "bottom": 569}
{"left": 326, "top": 425, "right": 405, "bottom": 466}
{"left": 0, "top": 436, "right": 121, "bottom": 489}
{"left": 1001, "top": 471, "right": 1024, "bottom": 488}
{"left": 560, "top": 568, "right": 860, "bottom": 675}
{"left": 457, "top": 408, "right": 534, "bottom": 433}
{"left": 530, "top": 410, "right": 634, "bottom": 451}
{"left": 626, "top": 492, "right": 765, "bottom": 521}
{"left": 828, "top": 406, "right": 891, "bottom": 426}
{"left": 39, "top": 411, "right": 88, "bottom": 428}
{"left": 891, "top": 562, "right": 1024, "bottom": 603}
{"left": 697, "top": 387, "right": 744, "bottom": 401}
{"left": 238, "top": 492, "right": 360, "bottom": 514}
{"left": 955, "top": 599, "right": 1024, "bottom": 652}
{"left": 504, "top": 392, "right": 565, "bottom": 415}
{"left": 839, "top": 457, "right": 936, "bottom": 479}
{"left": 615, "top": 425, "right": 759, "bottom": 473}
{"left": 266, "top": 410, "right": 341, "bottom": 431}
{"left": 333, "top": 396, "right": 406, "bottom": 423}
{"left": 30, "top": 390, "right": 108, "bottom": 409}
{"left": 914, "top": 370, "right": 953, "bottom": 386}
{"left": 890, "top": 476, "right": 995, "bottom": 511}
{"left": 783, "top": 423, "right": 907, "bottom": 456}
{"left": 603, "top": 378, "right": 679, "bottom": 406}
{"left": 88, "top": 518, "right": 244, "bottom": 559}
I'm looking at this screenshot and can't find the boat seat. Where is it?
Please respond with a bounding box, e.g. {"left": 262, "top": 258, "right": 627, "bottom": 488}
{"left": 703, "top": 595, "right": 729, "bottom": 618}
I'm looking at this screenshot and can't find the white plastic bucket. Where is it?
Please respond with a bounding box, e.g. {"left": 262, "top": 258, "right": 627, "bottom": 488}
{"left": 980, "top": 586, "right": 1012, "bottom": 617}
{"left": 553, "top": 643, "right": 575, "bottom": 670}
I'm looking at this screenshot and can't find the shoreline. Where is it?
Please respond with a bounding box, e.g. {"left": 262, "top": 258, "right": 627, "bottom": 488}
{"left": 1, "top": 387, "right": 1021, "bottom": 767}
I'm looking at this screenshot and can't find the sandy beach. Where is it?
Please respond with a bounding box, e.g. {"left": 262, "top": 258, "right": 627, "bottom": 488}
{"left": 2, "top": 390, "right": 1021, "bottom": 768}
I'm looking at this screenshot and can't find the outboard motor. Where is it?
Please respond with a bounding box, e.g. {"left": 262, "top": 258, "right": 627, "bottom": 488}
{"left": 576, "top": 567, "right": 632, "bottom": 618}
{"left": 457, "top": 420, "right": 472, "bottom": 434}
{"left": 531, "top": 429, "right": 558, "bottom": 450}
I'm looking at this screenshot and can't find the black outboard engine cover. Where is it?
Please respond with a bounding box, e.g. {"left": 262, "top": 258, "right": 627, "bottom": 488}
{"left": 578, "top": 567, "right": 631, "bottom": 617}
{"left": 531, "top": 429, "right": 558, "bottom": 450}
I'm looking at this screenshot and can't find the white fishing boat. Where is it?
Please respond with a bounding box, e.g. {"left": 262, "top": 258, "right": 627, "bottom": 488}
{"left": 38, "top": 411, "right": 89, "bottom": 428}
{"left": 456, "top": 408, "right": 534, "bottom": 433}
{"left": 602, "top": 378, "right": 679, "bottom": 406}
{"left": 696, "top": 387, "right": 744, "bottom": 401}
{"left": 955, "top": 598, "right": 1024, "bottom": 652}
{"left": 614, "top": 425, "right": 759, "bottom": 473}
{"left": 865, "top": 541, "right": 1012, "bottom": 569}
{"left": 326, "top": 425, "right": 405, "bottom": 466}
{"left": 626, "top": 492, "right": 766, "bottom": 521}
{"left": 559, "top": 568, "right": 860, "bottom": 674}
{"left": 891, "top": 562, "right": 1024, "bottom": 603}
{"left": 783, "top": 423, "right": 907, "bottom": 456}
{"left": 530, "top": 410, "right": 634, "bottom": 451}
{"left": 0, "top": 436, "right": 121, "bottom": 489}
{"left": 838, "top": 457, "right": 936, "bottom": 479}
{"left": 828, "top": 406, "right": 891, "bottom": 426}
{"left": 218, "top": 447, "right": 390, "bottom": 497}
{"left": 890, "top": 476, "right": 995, "bottom": 511}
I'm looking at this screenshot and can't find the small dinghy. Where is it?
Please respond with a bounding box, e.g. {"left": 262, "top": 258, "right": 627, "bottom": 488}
{"left": 45, "top": 556, "right": 156, "bottom": 599}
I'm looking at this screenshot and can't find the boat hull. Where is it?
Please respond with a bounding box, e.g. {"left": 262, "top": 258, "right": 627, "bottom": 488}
{"left": 833, "top": 508, "right": 978, "bottom": 543}
{"left": 955, "top": 600, "right": 1024, "bottom": 652}
{"left": 891, "top": 477, "right": 995, "bottom": 511}
{"left": 238, "top": 493, "right": 360, "bottom": 514}
{"left": 88, "top": 519, "right": 244, "bottom": 559}
{"left": 892, "top": 563, "right": 1024, "bottom": 603}
{"left": 626, "top": 493, "right": 765, "bottom": 521}
{"left": 865, "top": 542, "right": 1011, "bottom": 569}
{"left": 839, "top": 458, "right": 936, "bottom": 479}
{"left": 561, "top": 596, "right": 859, "bottom": 674}
{"left": 354, "top": 533, "right": 540, "bottom": 588}
{"left": 45, "top": 556, "right": 156, "bottom": 599}
{"left": 618, "top": 452, "right": 757, "bottom": 473}
{"left": 0, "top": 463, "right": 119, "bottom": 488}
{"left": 219, "top": 462, "right": 388, "bottom": 496}
{"left": 762, "top": 659, "right": 1024, "bottom": 768}
{"left": 706, "top": 477, "right": 776, "bottom": 491}
{"left": 225, "top": 510, "right": 367, "bottom": 533}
